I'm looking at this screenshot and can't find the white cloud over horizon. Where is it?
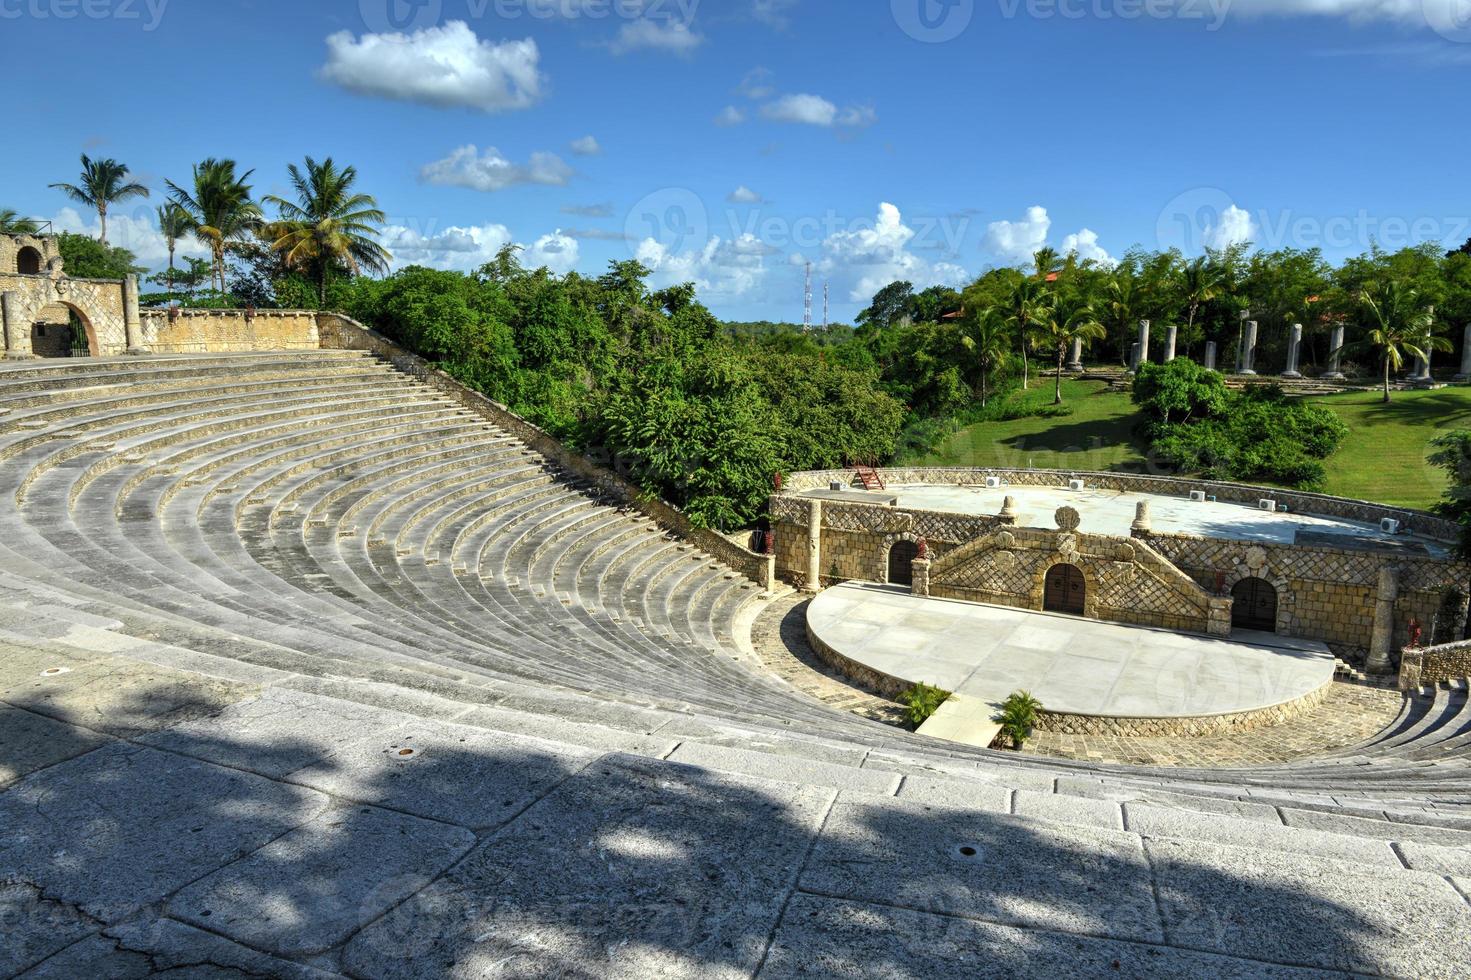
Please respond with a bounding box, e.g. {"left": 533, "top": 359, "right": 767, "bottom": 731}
{"left": 420, "top": 145, "right": 574, "bottom": 192}
{"left": 811, "top": 202, "right": 968, "bottom": 302}
{"left": 569, "top": 135, "right": 602, "bottom": 156}
{"left": 52, "top": 206, "right": 209, "bottom": 272}
{"left": 607, "top": 18, "right": 704, "bottom": 56}
{"left": 319, "top": 22, "right": 543, "bottom": 113}
{"left": 381, "top": 221, "right": 578, "bottom": 275}
{"left": 983, "top": 206, "right": 1117, "bottom": 267}
{"left": 727, "top": 186, "right": 765, "bottom": 204}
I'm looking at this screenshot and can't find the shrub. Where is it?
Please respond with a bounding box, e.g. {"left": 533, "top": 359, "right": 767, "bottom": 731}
{"left": 993, "top": 690, "right": 1043, "bottom": 749}
{"left": 898, "top": 682, "right": 950, "bottom": 727}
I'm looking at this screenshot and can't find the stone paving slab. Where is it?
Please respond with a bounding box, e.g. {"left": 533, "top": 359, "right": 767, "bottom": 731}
{"left": 668, "top": 741, "right": 901, "bottom": 795}
{"left": 1012, "top": 787, "right": 1125, "bottom": 830}
{"left": 758, "top": 894, "right": 1341, "bottom": 979}
{"left": 285, "top": 718, "right": 598, "bottom": 830}
{"left": 18, "top": 917, "right": 346, "bottom": 979}
{"left": 169, "top": 802, "right": 476, "bottom": 957}
{"left": 1147, "top": 836, "right": 1471, "bottom": 976}
{"left": 1396, "top": 840, "right": 1471, "bottom": 876}
{"left": 1125, "top": 803, "right": 1402, "bottom": 867}
{"left": 138, "top": 688, "right": 415, "bottom": 779}
{"left": 893, "top": 773, "right": 1013, "bottom": 812}
{"left": 0, "top": 743, "right": 329, "bottom": 922}
{"left": 455, "top": 703, "right": 679, "bottom": 757}
{"left": 0, "top": 880, "right": 101, "bottom": 977}
{"left": 799, "top": 796, "right": 1163, "bottom": 942}
{"left": 341, "top": 753, "right": 833, "bottom": 979}
{"left": 0, "top": 704, "right": 111, "bottom": 787}
{"left": 1282, "top": 807, "right": 1471, "bottom": 847}
{"left": 1, "top": 655, "right": 254, "bottom": 736}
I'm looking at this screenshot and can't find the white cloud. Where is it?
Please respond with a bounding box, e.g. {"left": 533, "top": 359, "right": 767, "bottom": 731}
{"left": 818, "top": 202, "right": 968, "bottom": 301}
{"left": 569, "top": 135, "right": 602, "bottom": 156}
{"left": 607, "top": 19, "right": 704, "bottom": 56}
{"left": 525, "top": 230, "right": 581, "bottom": 275}
{"left": 320, "top": 22, "right": 543, "bottom": 113}
{"left": 982, "top": 206, "right": 1052, "bottom": 266}
{"left": 1060, "top": 228, "right": 1116, "bottom": 267}
{"left": 727, "top": 185, "right": 765, "bottom": 204}
{"left": 836, "top": 105, "right": 878, "bottom": 129}
{"left": 420, "top": 145, "right": 573, "bottom": 192}
{"left": 52, "top": 206, "right": 209, "bottom": 271}
{"left": 714, "top": 105, "right": 747, "bottom": 126}
{"left": 737, "top": 67, "right": 776, "bottom": 99}
{"left": 636, "top": 233, "right": 773, "bottom": 298}
{"left": 760, "top": 93, "right": 838, "bottom": 126}
{"left": 751, "top": 0, "right": 799, "bottom": 28}
{"left": 561, "top": 203, "right": 615, "bottom": 218}
{"left": 382, "top": 222, "right": 580, "bottom": 274}
{"left": 1204, "top": 204, "right": 1257, "bottom": 250}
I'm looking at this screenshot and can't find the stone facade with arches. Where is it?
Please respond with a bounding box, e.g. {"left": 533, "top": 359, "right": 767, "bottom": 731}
{"left": 1, "top": 233, "right": 138, "bottom": 358}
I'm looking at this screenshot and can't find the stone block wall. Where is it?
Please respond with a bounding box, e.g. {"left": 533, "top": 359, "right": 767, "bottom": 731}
{"left": 139, "top": 309, "right": 320, "bottom": 354}
{"left": 1399, "top": 641, "right": 1471, "bottom": 689}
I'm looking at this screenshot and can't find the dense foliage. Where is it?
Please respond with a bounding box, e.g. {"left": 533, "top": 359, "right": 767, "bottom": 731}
{"left": 342, "top": 256, "right": 904, "bottom": 529}
{"left": 1133, "top": 360, "right": 1348, "bottom": 490}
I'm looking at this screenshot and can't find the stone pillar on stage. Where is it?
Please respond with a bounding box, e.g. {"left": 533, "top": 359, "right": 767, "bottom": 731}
{"left": 1322, "top": 324, "right": 1346, "bottom": 380}
{"left": 1066, "top": 336, "right": 1084, "bottom": 373}
{"left": 1136, "top": 320, "right": 1151, "bottom": 367}
{"left": 1163, "top": 325, "right": 1177, "bottom": 363}
{"left": 1239, "top": 320, "right": 1259, "bottom": 375}
{"left": 1283, "top": 322, "right": 1303, "bottom": 378}
{"left": 1455, "top": 324, "right": 1471, "bottom": 381}
{"left": 805, "top": 498, "right": 823, "bottom": 593}
{"left": 1366, "top": 565, "right": 1401, "bottom": 675}
{"left": 2, "top": 292, "right": 35, "bottom": 359}
{"left": 124, "top": 274, "right": 145, "bottom": 355}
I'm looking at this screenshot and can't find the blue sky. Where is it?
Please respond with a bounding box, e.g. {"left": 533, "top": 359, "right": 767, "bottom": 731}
{"left": 4, "top": 0, "right": 1469, "bottom": 322}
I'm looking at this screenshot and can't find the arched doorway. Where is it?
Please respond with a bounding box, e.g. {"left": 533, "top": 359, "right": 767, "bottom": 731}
{"left": 15, "top": 246, "right": 42, "bottom": 275}
{"left": 888, "top": 540, "right": 919, "bottom": 587}
{"left": 1043, "top": 563, "right": 1086, "bottom": 615}
{"left": 31, "top": 303, "right": 95, "bottom": 358}
{"left": 1232, "top": 577, "right": 1278, "bottom": 632}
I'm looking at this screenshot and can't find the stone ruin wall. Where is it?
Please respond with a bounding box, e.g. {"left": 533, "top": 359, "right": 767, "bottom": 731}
{"left": 138, "top": 309, "right": 320, "bottom": 354}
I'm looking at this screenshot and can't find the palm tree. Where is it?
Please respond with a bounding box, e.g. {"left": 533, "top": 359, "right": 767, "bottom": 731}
{"left": 262, "top": 157, "right": 391, "bottom": 307}
{"left": 1355, "top": 281, "right": 1451, "bottom": 403}
{"left": 49, "top": 155, "right": 149, "bottom": 244}
{"left": 156, "top": 203, "right": 191, "bottom": 300}
{"left": 166, "top": 159, "right": 262, "bottom": 294}
{"left": 1003, "top": 277, "right": 1048, "bottom": 390}
{"left": 1032, "top": 246, "right": 1062, "bottom": 280}
{"left": 1177, "top": 254, "right": 1223, "bottom": 357}
{"left": 0, "top": 210, "right": 40, "bottom": 235}
{"left": 1036, "top": 291, "right": 1106, "bottom": 404}
{"left": 958, "top": 307, "right": 1012, "bottom": 406}
{"left": 1104, "top": 269, "right": 1139, "bottom": 367}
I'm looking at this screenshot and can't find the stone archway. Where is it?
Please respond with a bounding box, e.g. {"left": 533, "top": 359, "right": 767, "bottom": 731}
{"left": 888, "top": 540, "right": 920, "bottom": 587}
{"left": 15, "top": 247, "right": 42, "bottom": 275}
{"left": 1043, "top": 563, "right": 1087, "bottom": 615}
{"left": 2, "top": 272, "right": 132, "bottom": 358}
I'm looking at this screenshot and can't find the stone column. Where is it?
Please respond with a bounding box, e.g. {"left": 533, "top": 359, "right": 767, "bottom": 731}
{"left": 1239, "top": 320, "right": 1259, "bottom": 375}
{"left": 1066, "top": 336, "right": 1084, "bottom": 373}
{"left": 1410, "top": 350, "right": 1433, "bottom": 384}
{"left": 2, "top": 292, "right": 34, "bottom": 360}
{"left": 998, "top": 495, "right": 1019, "bottom": 526}
{"left": 805, "top": 498, "right": 823, "bottom": 593}
{"left": 1366, "top": 565, "right": 1401, "bottom": 674}
{"left": 1163, "top": 325, "right": 1177, "bottom": 363}
{"left": 1137, "top": 320, "right": 1151, "bottom": 367}
{"left": 1322, "top": 324, "right": 1346, "bottom": 380}
{"left": 123, "top": 274, "right": 144, "bottom": 354}
{"left": 1128, "top": 342, "right": 1140, "bottom": 374}
{"left": 1455, "top": 324, "right": 1471, "bottom": 381}
{"left": 1130, "top": 500, "right": 1152, "bottom": 538}
{"left": 912, "top": 557, "right": 931, "bottom": 597}
{"left": 1283, "top": 322, "right": 1303, "bottom": 378}
{"left": 1204, "top": 340, "right": 1217, "bottom": 371}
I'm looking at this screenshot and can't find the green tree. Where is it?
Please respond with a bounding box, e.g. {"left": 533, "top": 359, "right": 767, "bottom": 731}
{"left": 1176, "top": 254, "right": 1223, "bottom": 356}
{"left": 1002, "top": 275, "right": 1048, "bottom": 390}
{"left": 957, "top": 307, "right": 1011, "bottom": 406}
{"left": 263, "top": 157, "right": 391, "bottom": 307}
{"left": 50, "top": 154, "right": 149, "bottom": 244}
{"left": 54, "top": 231, "right": 143, "bottom": 280}
{"left": 166, "top": 159, "right": 262, "bottom": 294}
{"left": 856, "top": 281, "right": 915, "bottom": 330}
{"left": 1036, "top": 290, "right": 1105, "bottom": 404}
{"left": 0, "top": 209, "right": 39, "bottom": 234}
{"left": 155, "top": 202, "right": 192, "bottom": 299}
{"left": 1355, "top": 280, "right": 1449, "bottom": 403}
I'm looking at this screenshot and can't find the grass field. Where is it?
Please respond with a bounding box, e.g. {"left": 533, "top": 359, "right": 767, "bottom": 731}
{"left": 902, "top": 380, "right": 1471, "bottom": 512}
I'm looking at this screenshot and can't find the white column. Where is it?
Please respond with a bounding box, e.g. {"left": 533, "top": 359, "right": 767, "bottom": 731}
{"left": 1240, "top": 320, "right": 1259, "bottom": 375}
{"left": 1283, "top": 322, "right": 1303, "bottom": 378}
{"left": 1204, "top": 340, "right": 1217, "bottom": 371}
{"left": 805, "top": 498, "right": 823, "bottom": 593}
{"left": 1322, "top": 324, "right": 1346, "bottom": 380}
{"left": 1366, "top": 566, "right": 1400, "bottom": 674}
{"left": 1456, "top": 324, "right": 1471, "bottom": 381}
{"left": 1137, "top": 319, "right": 1151, "bottom": 366}
{"left": 1066, "top": 336, "right": 1084, "bottom": 373}
{"left": 1163, "top": 325, "right": 1177, "bottom": 363}
{"left": 2, "top": 292, "right": 34, "bottom": 359}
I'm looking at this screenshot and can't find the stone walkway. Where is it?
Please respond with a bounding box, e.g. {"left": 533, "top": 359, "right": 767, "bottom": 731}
{"left": 751, "top": 594, "right": 1405, "bottom": 768}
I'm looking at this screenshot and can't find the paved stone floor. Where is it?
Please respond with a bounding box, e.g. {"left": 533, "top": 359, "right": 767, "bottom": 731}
{"left": 752, "top": 594, "right": 1405, "bottom": 768}
{"left": 808, "top": 583, "right": 1336, "bottom": 719}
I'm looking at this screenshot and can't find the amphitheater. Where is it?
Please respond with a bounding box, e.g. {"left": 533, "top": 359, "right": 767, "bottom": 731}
{"left": 2, "top": 261, "right": 1471, "bottom": 977}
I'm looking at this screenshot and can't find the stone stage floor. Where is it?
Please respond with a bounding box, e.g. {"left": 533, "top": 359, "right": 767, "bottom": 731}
{"left": 807, "top": 583, "right": 1336, "bottom": 720}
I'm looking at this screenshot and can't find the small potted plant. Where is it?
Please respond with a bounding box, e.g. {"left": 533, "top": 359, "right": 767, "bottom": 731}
{"left": 993, "top": 690, "right": 1043, "bottom": 750}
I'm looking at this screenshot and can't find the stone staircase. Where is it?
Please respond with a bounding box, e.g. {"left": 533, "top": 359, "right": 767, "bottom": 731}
{"left": 1, "top": 351, "right": 1469, "bottom": 977}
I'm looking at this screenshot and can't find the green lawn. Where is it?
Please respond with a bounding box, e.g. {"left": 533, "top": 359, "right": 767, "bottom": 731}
{"left": 902, "top": 380, "right": 1471, "bottom": 512}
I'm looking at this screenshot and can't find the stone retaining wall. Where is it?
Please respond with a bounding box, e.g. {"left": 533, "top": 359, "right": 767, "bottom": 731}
{"left": 317, "top": 314, "right": 777, "bottom": 590}
{"left": 139, "top": 309, "right": 320, "bottom": 354}
{"left": 1399, "top": 640, "right": 1471, "bottom": 689}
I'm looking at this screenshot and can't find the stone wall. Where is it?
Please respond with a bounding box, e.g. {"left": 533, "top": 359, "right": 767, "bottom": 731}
{"left": 138, "top": 309, "right": 320, "bottom": 354}
{"left": 1399, "top": 640, "right": 1471, "bottom": 689}
{"left": 1, "top": 272, "right": 128, "bottom": 356}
